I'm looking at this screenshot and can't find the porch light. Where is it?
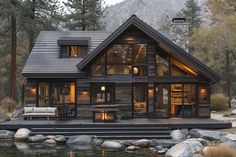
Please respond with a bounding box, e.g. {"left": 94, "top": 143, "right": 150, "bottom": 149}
{"left": 31, "top": 88, "right": 36, "bottom": 94}
{"left": 101, "top": 86, "right": 106, "bottom": 91}
{"left": 133, "top": 67, "right": 139, "bottom": 74}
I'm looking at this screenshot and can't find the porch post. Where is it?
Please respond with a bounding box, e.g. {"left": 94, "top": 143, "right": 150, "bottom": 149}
{"left": 75, "top": 80, "right": 78, "bottom": 119}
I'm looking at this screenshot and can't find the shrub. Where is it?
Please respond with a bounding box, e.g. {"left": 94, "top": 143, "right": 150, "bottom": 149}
{"left": 203, "top": 145, "right": 236, "bottom": 157}
{"left": 0, "top": 97, "right": 17, "bottom": 113}
{"left": 211, "top": 93, "right": 229, "bottom": 111}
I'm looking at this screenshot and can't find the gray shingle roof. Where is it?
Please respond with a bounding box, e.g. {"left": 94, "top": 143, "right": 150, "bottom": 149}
{"left": 22, "top": 31, "right": 111, "bottom": 75}
{"left": 22, "top": 30, "right": 171, "bottom": 76}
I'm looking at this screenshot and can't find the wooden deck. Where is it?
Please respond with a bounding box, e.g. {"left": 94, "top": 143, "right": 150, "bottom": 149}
{"left": 0, "top": 118, "right": 232, "bottom": 130}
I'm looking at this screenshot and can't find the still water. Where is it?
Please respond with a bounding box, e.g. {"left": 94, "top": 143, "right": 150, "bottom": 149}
{"left": 0, "top": 141, "right": 161, "bottom": 157}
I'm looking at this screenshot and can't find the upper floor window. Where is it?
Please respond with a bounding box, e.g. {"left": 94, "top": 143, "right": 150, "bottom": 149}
{"left": 61, "top": 45, "right": 87, "bottom": 58}
{"left": 156, "top": 51, "right": 169, "bottom": 76}
{"left": 133, "top": 44, "right": 147, "bottom": 63}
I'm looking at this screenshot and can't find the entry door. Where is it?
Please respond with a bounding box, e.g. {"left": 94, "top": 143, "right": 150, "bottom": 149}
{"left": 133, "top": 84, "right": 147, "bottom": 117}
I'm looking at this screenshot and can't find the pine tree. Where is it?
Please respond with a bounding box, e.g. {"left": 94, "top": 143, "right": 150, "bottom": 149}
{"left": 64, "top": 0, "right": 104, "bottom": 31}
{"left": 178, "top": 0, "right": 202, "bottom": 35}
{"left": 19, "top": 0, "right": 62, "bottom": 51}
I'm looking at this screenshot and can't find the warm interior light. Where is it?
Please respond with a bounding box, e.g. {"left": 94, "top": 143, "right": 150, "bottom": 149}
{"left": 148, "top": 88, "right": 153, "bottom": 97}
{"left": 133, "top": 67, "right": 139, "bottom": 74}
{"left": 200, "top": 88, "right": 207, "bottom": 95}
{"left": 70, "top": 83, "right": 75, "bottom": 103}
{"left": 82, "top": 91, "right": 88, "bottom": 95}
{"left": 31, "top": 88, "right": 36, "bottom": 94}
{"left": 101, "top": 86, "right": 106, "bottom": 91}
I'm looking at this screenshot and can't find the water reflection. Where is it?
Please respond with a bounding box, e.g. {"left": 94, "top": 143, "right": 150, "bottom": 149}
{"left": 0, "top": 141, "right": 161, "bottom": 157}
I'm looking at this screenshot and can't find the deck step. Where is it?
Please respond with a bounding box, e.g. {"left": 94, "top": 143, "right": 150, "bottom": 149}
{"left": 29, "top": 126, "right": 171, "bottom": 139}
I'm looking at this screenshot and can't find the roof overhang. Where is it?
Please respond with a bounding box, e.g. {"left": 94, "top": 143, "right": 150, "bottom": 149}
{"left": 57, "top": 37, "right": 91, "bottom": 45}
{"left": 22, "top": 73, "right": 86, "bottom": 79}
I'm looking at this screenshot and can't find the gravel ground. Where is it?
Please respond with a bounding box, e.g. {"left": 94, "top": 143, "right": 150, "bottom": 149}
{"left": 211, "top": 110, "right": 236, "bottom": 134}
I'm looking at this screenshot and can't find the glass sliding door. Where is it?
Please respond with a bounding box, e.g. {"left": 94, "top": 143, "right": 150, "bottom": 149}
{"left": 155, "top": 84, "right": 170, "bottom": 118}
{"left": 133, "top": 84, "right": 147, "bottom": 117}
{"left": 38, "top": 82, "right": 49, "bottom": 107}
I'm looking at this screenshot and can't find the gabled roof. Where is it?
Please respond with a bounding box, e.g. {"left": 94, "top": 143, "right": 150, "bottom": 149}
{"left": 77, "top": 15, "right": 222, "bottom": 83}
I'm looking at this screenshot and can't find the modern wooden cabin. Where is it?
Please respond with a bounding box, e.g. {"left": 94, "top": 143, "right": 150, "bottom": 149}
{"left": 22, "top": 15, "right": 221, "bottom": 122}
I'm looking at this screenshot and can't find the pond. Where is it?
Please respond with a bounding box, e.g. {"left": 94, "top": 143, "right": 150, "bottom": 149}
{"left": 0, "top": 141, "right": 161, "bottom": 157}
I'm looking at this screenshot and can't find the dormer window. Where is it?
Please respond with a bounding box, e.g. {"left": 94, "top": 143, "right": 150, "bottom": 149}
{"left": 58, "top": 37, "right": 90, "bottom": 58}
{"left": 61, "top": 45, "right": 86, "bottom": 58}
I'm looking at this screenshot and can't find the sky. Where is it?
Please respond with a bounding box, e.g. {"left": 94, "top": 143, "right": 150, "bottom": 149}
{"left": 105, "top": 0, "right": 124, "bottom": 6}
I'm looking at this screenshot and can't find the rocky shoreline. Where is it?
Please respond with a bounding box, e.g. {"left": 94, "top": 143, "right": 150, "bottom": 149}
{"left": 0, "top": 128, "right": 236, "bottom": 157}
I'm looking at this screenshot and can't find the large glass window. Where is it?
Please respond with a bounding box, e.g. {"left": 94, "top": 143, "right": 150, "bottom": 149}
{"left": 25, "top": 82, "right": 37, "bottom": 106}
{"left": 91, "top": 55, "right": 105, "bottom": 76}
{"left": 156, "top": 52, "right": 169, "bottom": 76}
{"left": 171, "top": 58, "right": 197, "bottom": 76}
{"left": 133, "top": 84, "right": 147, "bottom": 117}
{"left": 170, "top": 84, "right": 196, "bottom": 117}
{"left": 107, "top": 44, "right": 132, "bottom": 64}
{"left": 52, "top": 82, "right": 75, "bottom": 105}
{"left": 155, "top": 84, "right": 170, "bottom": 118}
{"left": 133, "top": 44, "right": 147, "bottom": 63}
{"left": 107, "top": 44, "right": 132, "bottom": 75}
{"left": 91, "top": 84, "right": 115, "bottom": 104}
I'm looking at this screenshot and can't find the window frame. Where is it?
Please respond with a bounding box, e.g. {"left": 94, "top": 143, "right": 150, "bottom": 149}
{"left": 60, "top": 45, "right": 86, "bottom": 58}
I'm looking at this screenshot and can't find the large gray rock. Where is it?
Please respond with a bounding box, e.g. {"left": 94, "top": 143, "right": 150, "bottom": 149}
{"left": 45, "top": 139, "right": 57, "bottom": 145}
{"left": 54, "top": 135, "right": 66, "bottom": 143}
{"left": 133, "top": 139, "right": 151, "bottom": 148}
{"left": 28, "top": 134, "right": 46, "bottom": 143}
{"left": 14, "top": 128, "right": 31, "bottom": 140}
{"left": 66, "top": 135, "right": 93, "bottom": 145}
{"left": 220, "top": 140, "right": 236, "bottom": 148}
{"left": 92, "top": 139, "right": 104, "bottom": 146}
{"left": 101, "top": 141, "right": 123, "bottom": 150}
{"left": 184, "top": 138, "right": 210, "bottom": 146}
{"left": 11, "top": 109, "right": 24, "bottom": 119}
{"left": 181, "top": 140, "right": 203, "bottom": 154}
{"left": 189, "top": 129, "right": 224, "bottom": 141}
{"left": 0, "top": 112, "right": 10, "bottom": 123}
{"left": 0, "top": 130, "right": 15, "bottom": 139}
{"left": 171, "top": 129, "right": 188, "bottom": 142}
{"left": 151, "top": 139, "right": 175, "bottom": 148}
{"left": 223, "top": 134, "right": 236, "bottom": 142}
{"left": 165, "top": 143, "right": 193, "bottom": 157}
{"left": 192, "top": 154, "right": 203, "bottom": 157}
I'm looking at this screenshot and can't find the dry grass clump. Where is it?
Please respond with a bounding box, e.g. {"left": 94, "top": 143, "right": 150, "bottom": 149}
{"left": 0, "top": 97, "right": 17, "bottom": 113}
{"left": 211, "top": 93, "right": 229, "bottom": 111}
{"left": 203, "top": 144, "right": 236, "bottom": 157}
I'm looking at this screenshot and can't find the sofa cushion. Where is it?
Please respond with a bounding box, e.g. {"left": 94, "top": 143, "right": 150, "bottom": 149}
{"left": 34, "top": 107, "right": 48, "bottom": 113}
{"left": 47, "top": 107, "right": 56, "bottom": 113}
{"left": 24, "top": 107, "right": 34, "bottom": 113}
{"left": 23, "top": 113, "right": 55, "bottom": 116}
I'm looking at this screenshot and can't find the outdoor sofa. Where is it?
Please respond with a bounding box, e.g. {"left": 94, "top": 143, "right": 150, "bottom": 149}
{"left": 23, "top": 107, "right": 58, "bottom": 120}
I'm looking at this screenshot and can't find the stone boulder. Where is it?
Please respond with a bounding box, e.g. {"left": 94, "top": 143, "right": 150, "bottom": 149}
{"left": 0, "top": 130, "right": 15, "bottom": 139}
{"left": 14, "top": 128, "right": 31, "bottom": 140}
{"left": 11, "top": 109, "right": 24, "bottom": 119}
{"left": 171, "top": 129, "right": 188, "bottom": 142}
{"left": 119, "top": 140, "right": 133, "bottom": 146}
{"left": 182, "top": 139, "right": 203, "bottom": 154}
{"left": 66, "top": 135, "right": 93, "bottom": 145}
{"left": 165, "top": 143, "right": 193, "bottom": 157}
{"left": 189, "top": 129, "right": 224, "bottom": 141}
{"left": 92, "top": 139, "right": 104, "bottom": 146}
{"left": 46, "top": 135, "right": 55, "bottom": 139}
{"left": 192, "top": 154, "right": 203, "bottom": 157}
{"left": 0, "top": 112, "right": 10, "bottom": 123}
{"left": 101, "top": 141, "right": 123, "bottom": 150}
{"left": 133, "top": 139, "right": 151, "bottom": 148}
{"left": 220, "top": 140, "right": 236, "bottom": 148}
{"left": 28, "top": 134, "right": 46, "bottom": 143}
{"left": 45, "top": 139, "right": 57, "bottom": 145}
{"left": 184, "top": 138, "right": 210, "bottom": 146}
{"left": 157, "top": 148, "right": 168, "bottom": 154}
{"left": 151, "top": 139, "right": 175, "bottom": 148}
{"left": 126, "top": 145, "right": 136, "bottom": 151}
{"left": 222, "top": 134, "right": 236, "bottom": 142}
{"left": 54, "top": 135, "right": 66, "bottom": 143}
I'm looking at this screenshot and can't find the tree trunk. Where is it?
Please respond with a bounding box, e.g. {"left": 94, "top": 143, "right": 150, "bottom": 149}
{"left": 82, "top": 0, "right": 86, "bottom": 31}
{"left": 9, "top": 15, "right": 17, "bottom": 100}
{"left": 29, "top": 0, "right": 35, "bottom": 51}
{"left": 225, "top": 50, "right": 231, "bottom": 107}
